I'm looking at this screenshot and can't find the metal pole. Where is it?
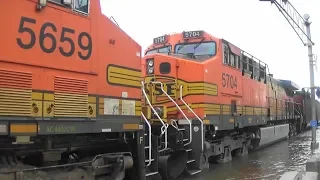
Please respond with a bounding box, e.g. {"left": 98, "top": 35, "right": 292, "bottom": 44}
{"left": 304, "top": 15, "right": 319, "bottom": 149}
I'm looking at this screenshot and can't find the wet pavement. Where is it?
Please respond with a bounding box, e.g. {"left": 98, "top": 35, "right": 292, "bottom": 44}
{"left": 187, "top": 128, "right": 320, "bottom": 180}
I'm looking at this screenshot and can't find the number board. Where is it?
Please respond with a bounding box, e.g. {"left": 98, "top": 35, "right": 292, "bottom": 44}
{"left": 183, "top": 30, "right": 204, "bottom": 39}
{"left": 153, "top": 35, "right": 167, "bottom": 44}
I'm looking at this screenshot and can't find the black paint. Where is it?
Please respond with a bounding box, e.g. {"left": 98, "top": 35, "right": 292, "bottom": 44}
{"left": 59, "top": 27, "right": 75, "bottom": 57}
{"left": 78, "top": 32, "right": 92, "bottom": 60}
{"left": 16, "top": 16, "right": 92, "bottom": 60}
{"left": 17, "top": 16, "right": 36, "bottom": 49}
{"left": 39, "top": 22, "right": 57, "bottom": 53}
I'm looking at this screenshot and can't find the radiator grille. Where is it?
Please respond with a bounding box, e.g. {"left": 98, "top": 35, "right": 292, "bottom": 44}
{"left": 0, "top": 69, "right": 32, "bottom": 116}
{"left": 54, "top": 76, "right": 88, "bottom": 117}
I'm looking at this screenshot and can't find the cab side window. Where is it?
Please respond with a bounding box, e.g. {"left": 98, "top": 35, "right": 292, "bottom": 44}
{"left": 223, "top": 44, "right": 229, "bottom": 65}
{"left": 230, "top": 54, "right": 235, "bottom": 67}
{"left": 223, "top": 43, "right": 240, "bottom": 70}
{"left": 74, "top": 0, "right": 89, "bottom": 14}
{"left": 48, "top": 0, "right": 89, "bottom": 14}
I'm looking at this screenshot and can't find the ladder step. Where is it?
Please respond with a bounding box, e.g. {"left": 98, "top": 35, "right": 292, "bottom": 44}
{"left": 187, "top": 159, "right": 195, "bottom": 163}
{"left": 144, "top": 133, "right": 147, "bottom": 136}
{"left": 145, "top": 146, "right": 150, "bottom": 149}
{"left": 146, "top": 172, "right": 158, "bottom": 177}
{"left": 178, "top": 128, "right": 185, "bottom": 131}
{"left": 187, "top": 169, "right": 202, "bottom": 175}
{"left": 186, "top": 148, "right": 192, "bottom": 152}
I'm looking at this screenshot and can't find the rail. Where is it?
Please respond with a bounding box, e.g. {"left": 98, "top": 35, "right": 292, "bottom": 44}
{"left": 141, "top": 112, "right": 152, "bottom": 167}
{"left": 180, "top": 85, "right": 204, "bottom": 152}
{"left": 141, "top": 81, "right": 168, "bottom": 151}
{"left": 151, "top": 81, "right": 193, "bottom": 147}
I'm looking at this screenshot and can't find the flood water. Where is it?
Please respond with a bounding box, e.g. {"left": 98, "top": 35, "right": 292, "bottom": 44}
{"left": 187, "top": 128, "right": 320, "bottom": 180}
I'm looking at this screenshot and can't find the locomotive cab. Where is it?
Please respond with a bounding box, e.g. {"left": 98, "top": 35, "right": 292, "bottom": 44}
{"left": 143, "top": 31, "right": 221, "bottom": 120}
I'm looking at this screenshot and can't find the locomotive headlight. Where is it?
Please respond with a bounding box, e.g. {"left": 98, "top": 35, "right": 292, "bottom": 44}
{"left": 154, "top": 107, "right": 164, "bottom": 117}
{"left": 151, "top": 106, "right": 167, "bottom": 119}
{"left": 148, "top": 59, "right": 154, "bottom": 67}
{"left": 146, "top": 58, "right": 154, "bottom": 74}
{"left": 148, "top": 67, "right": 154, "bottom": 74}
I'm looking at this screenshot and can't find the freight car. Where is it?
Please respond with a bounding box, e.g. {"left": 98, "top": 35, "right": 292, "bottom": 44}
{"left": 0, "top": 0, "right": 145, "bottom": 179}
{"left": 141, "top": 30, "right": 309, "bottom": 180}
{"left": 294, "top": 88, "right": 320, "bottom": 130}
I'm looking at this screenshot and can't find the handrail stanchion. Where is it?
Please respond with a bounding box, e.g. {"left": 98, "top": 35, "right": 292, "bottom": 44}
{"left": 151, "top": 81, "right": 193, "bottom": 146}
{"left": 180, "top": 85, "right": 204, "bottom": 152}
{"left": 141, "top": 81, "right": 168, "bottom": 151}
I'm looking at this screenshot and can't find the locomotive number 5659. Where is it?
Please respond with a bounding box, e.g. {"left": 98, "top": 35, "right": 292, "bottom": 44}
{"left": 16, "top": 16, "right": 92, "bottom": 61}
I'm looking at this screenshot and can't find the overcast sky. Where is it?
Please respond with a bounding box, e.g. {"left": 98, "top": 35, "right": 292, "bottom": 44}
{"left": 100, "top": 0, "right": 320, "bottom": 91}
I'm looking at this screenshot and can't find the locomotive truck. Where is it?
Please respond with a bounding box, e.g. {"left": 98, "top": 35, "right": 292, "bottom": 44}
{"left": 0, "top": 0, "right": 315, "bottom": 180}
{"left": 141, "top": 30, "right": 313, "bottom": 180}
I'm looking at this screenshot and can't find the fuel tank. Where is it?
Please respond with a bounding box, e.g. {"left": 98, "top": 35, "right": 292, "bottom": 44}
{"left": 255, "top": 124, "right": 289, "bottom": 150}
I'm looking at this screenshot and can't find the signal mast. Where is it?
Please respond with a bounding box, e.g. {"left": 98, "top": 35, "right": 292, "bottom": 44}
{"left": 260, "top": 0, "right": 318, "bottom": 149}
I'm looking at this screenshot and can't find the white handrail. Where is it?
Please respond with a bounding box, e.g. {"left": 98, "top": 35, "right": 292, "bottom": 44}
{"left": 151, "top": 81, "right": 193, "bottom": 146}
{"left": 141, "top": 81, "right": 168, "bottom": 151}
{"left": 141, "top": 112, "right": 152, "bottom": 167}
{"left": 141, "top": 81, "right": 168, "bottom": 135}
{"left": 180, "top": 85, "right": 204, "bottom": 152}
{"left": 171, "top": 119, "right": 179, "bottom": 130}
{"left": 159, "top": 126, "right": 168, "bottom": 153}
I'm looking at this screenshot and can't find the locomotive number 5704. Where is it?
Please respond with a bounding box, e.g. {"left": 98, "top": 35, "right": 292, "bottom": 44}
{"left": 222, "top": 73, "right": 237, "bottom": 89}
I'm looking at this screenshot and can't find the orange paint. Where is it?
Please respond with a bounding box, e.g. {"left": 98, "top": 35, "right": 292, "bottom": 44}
{"left": 1, "top": 0, "right": 141, "bottom": 101}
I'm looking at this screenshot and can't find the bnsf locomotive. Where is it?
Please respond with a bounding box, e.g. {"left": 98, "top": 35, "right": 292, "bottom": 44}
{"left": 1, "top": 0, "right": 145, "bottom": 179}
{"left": 141, "top": 30, "right": 314, "bottom": 179}
{"left": 0, "top": 1, "right": 316, "bottom": 180}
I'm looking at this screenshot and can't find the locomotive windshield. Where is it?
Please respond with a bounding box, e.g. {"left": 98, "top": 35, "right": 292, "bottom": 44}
{"left": 145, "top": 46, "right": 172, "bottom": 55}
{"left": 174, "top": 42, "right": 216, "bottom": 60}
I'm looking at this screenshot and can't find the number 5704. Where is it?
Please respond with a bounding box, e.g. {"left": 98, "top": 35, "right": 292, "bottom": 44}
{"left": 221, "top": 73, "right": 237, "bottom": 89}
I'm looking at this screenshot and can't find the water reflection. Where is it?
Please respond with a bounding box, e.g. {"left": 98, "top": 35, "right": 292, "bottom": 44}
{"left": 187, "top": 129, "right": 320, "bottom": 180}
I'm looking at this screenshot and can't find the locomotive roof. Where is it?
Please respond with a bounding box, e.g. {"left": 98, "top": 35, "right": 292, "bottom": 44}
{"left": 279, "top": 80, "right": 300, "bottom": 91}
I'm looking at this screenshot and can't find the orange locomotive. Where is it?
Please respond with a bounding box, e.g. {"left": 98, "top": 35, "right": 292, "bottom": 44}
{"left": 142, "top": 30, "right": 304, "bottom": 179}
{"left": 0, "top": 0, "right": 145, "bottom": 179}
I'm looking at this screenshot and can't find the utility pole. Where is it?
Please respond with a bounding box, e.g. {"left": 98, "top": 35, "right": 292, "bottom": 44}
{"left": 304, "top": 16, "right": 318, "bottom": 149}
{"left": 260, "top": 0, "right": 318, "bottom": 149}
